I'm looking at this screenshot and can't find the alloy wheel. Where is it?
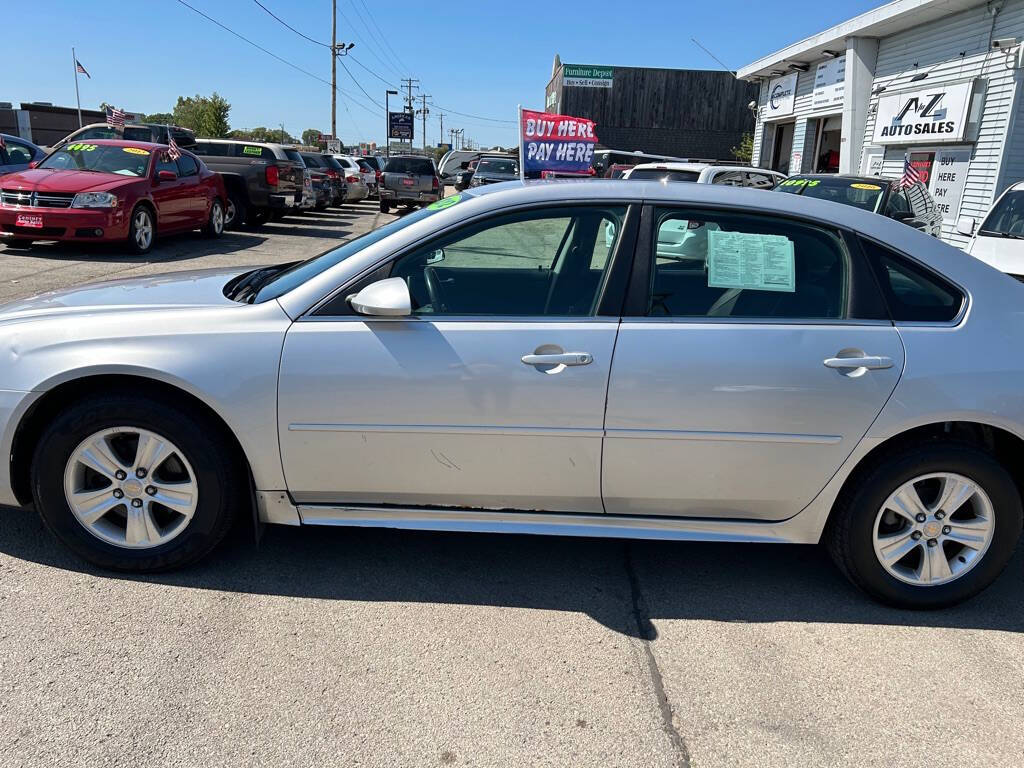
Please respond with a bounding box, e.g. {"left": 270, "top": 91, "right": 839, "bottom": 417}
{"left": 63, "top": 427, "right": 199, "bottom": 549}
{"left": 872, "top": 472, "right": 995, "bottom": 586}
{"left": 133, "top": 210, "right": 153, "bottom": 250}
{"left": 212, "top": 201, "right": 224, "bottom": 234}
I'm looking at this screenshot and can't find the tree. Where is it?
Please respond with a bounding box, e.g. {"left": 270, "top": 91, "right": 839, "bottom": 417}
{"left": 731, "top": 132, "right": 753, "bottom": 164}
{"left": 171, "top": 92, "right": 232, "bottom": 138}
{"left": 143, "top": 112, "right": 174, "bottom": 125}
{"left": 301, "top": 128, "right": 323, "bottom": 147}
{"left": 227, "top": 126, "right": 294, "bottom": 144}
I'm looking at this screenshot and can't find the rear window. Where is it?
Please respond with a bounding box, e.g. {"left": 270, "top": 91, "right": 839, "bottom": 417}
{"left": 628, "top": 168, "right": 700, "bottom": 182}
{"left": 284, "top": 149, "right": 305, "bottom": 166}
{"left": 123, "top": 126, "right": 153, "bottom": 142}
{"left": 192, "top": 142, "right": 231, "bottom": 157}
{"left": 321, "top": 155, "right": 343, "bottom": 171}
{"left": 385, "top": 157, "right": 434, "bottom": 174}
{"left": 361, "top": 156, "right": 381, "bottom": 171}
{"left": 301, "top": 154, "right": 323, "bottom": 168}
{"left": 860, "top": 238, "right": 963, "bottom": 322}
{"left": 231, "top": 144, "right": 274, "bottom": 159}
{"left": 477, "top": 157, "right": 518, "bottom": 174}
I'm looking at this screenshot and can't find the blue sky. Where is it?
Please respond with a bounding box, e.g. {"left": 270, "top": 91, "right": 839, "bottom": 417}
{"left": 6, "top": 1, "right": 879, "bottom": 147}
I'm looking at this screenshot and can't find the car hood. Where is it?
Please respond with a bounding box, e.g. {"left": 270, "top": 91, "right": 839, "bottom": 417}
{"left": 0, "top": 266, "right": 251, "bottom": 323}
{"left": 966, "top": 233, "right": 1024, "bottom": 275}
{"left": 0, "top": 168, "right": 140, "bottom": 194}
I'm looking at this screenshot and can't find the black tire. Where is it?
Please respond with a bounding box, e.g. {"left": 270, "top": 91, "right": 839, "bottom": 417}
{"left": 126, "top": 204, "right": 155, "bottom": 255}
{"left": 201, "top": 198, "right": 225, "bottom": 238}
{"left": 379, "top": 200, "right": 390, "bottom": 214}
{"left": 3, "top": 238, "right": 34, "bottom": 248}
{"left": 827, "top": 441, "right": 1022, "bottom": 608}
{"left": 31, "top": 394, "right": 242, "bottom": 572}
{"left": 245, "top": 207, "right": 269, "bottom": 228}
{"left": 224, "top": 189, "right": 246, "bottom": 230}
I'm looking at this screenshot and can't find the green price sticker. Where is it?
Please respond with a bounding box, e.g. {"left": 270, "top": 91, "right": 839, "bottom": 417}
{"left": 66, "top": 143, "right": 98, "bottom": 152}
{"left": 242, "top": 146, "right": 262, "bottom": 156}
{"left": 427, "top": 195, "right": 461, "bottom": 211}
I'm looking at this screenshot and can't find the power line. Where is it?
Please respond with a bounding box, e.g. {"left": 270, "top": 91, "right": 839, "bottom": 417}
{"left": 350, "top": 55, "right": 400, "bottom": 89}
{"left": 172, "top": 0, "right": 381, "bottom": 120}
{"left": 252, "top": 0, "right": 328, "bottom": 48}
{"left": 335, "top": 3, "right": 404, "bottom": 79}
{"left": 339, "top": 56, "right": 384, "bottom": 109}
{"left": 427, "top": 101, "right": 516, "bottom": 125}
{"left": 354, "top": 0, "right": 411, "bottom": 75}
{"left": 347, "top": 0, "right": 406, "bottom": 78}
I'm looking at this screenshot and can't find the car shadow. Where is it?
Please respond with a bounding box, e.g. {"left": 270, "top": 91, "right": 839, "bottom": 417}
{"left": 1, "top": 504, "right": 1020, "bottom": 638}
{"left": 257, "top": 223, "right": 354, "bottom": 240}
{"left": 0, "top": 231, "right": 267, "bottom": 263}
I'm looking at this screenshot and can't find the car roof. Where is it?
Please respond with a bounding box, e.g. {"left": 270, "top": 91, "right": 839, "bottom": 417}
{"left": 60, "top": 138, "right": 165, "bottom": 150}
{"left": 630, "top": 162, "right": 714, "bottom": 172}
{"left": 195, "top": 138, "right": 283, "bottom": 148}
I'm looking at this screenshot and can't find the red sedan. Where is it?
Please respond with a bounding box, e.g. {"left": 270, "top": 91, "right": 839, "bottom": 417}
{"left": 0, "top": 139, "right": 227, "bottom": 254}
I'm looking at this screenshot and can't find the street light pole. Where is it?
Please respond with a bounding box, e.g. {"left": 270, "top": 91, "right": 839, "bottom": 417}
{"left": 331, "top": 0, "right": 336, "bottom": 140}
{"left": 385, "top": 89, "right": 398, "bottom": 158}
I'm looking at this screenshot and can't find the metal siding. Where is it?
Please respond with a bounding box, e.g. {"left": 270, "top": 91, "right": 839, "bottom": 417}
{"left": 862, "top": 0, "right": 1024, "bottom": 245}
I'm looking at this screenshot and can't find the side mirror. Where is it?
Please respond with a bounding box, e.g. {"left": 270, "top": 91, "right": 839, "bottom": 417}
{"left": 349, "top": 277, "right": 411, "bottom": 317}
{"left": 28, "top": 161, "right": 38, "bottom": 169}
{"left": 156, "top": 170, "right": 177, "bottom": 182}
{"left": 956, "top": 216, "right": 977, "bottom": 236}
{"left": 891, "top": 210, "right": 914, "bottom": 221}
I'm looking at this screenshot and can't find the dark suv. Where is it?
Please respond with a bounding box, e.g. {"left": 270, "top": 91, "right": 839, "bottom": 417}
{"left": 776, "top": 174, "right": 943, "bottom": 236}
{"left": 379, "top": 155, "right": 441, "bottom": 213}
{"left": 191, "top": 139, "right": 304, "bottom": 227}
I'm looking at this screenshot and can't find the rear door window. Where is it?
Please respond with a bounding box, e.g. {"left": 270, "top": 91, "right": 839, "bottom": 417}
{"left": 192, "top": 142, "right": 230, "bottom": 156}
{"left": 3, "top": 140, "right": 34, "bottom": 165}
{"left": 860, "top": 238, "right": 964, "bottom": 322}
{"left": 711, "top": 171, "right": 746, "bottom": 186}
{"left": 176, "top": 155, "right": 199, "bottom": 177}
{"left": 123, "top": 126, "right": 152, "bottom": 142}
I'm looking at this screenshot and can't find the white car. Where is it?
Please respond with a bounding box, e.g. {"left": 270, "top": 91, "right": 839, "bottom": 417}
{"left": 332, "top": 155, "right": 370, "bottom": 203}
{"left": 961, "top": 181, "right": 1024, "bottom": 278}
{"left": 623, "top": 162, "right": 786, "bottom": 189}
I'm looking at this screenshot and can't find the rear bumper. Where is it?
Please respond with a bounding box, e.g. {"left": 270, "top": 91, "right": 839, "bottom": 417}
{"left": 267, "top": 193, "right": 296, "bottom": 210}
{"left": 379, "top": 188, "right": 439, "bottom": 203}
{"left": 0, "top": 205, "right": 129, "bottom": 241}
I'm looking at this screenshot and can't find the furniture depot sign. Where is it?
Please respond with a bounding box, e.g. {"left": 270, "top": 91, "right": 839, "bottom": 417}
{"left": 872, "top": 81, "right": 974, "bottom": 144}
{"left": 765, "top": 73, "right": 797, "bottom": 118}
{"left": 562, "top": 64, "right": 614, "bottom": 88}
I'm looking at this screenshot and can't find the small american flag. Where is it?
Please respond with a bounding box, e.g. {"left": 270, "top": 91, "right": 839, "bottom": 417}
{"left": 900, "top": 154, "right": 922, "bottom": 189}
{"left": 167, "top": 132, "right": 182, "bottom": 161}
{"left": 75, "top": 60, "right": 91, "bottom": 79}
{"left": 0, "top": 134, "right": 6, "bottom": 151}
{"left": 106, "top": 107, "right": 125, "bottom": 129}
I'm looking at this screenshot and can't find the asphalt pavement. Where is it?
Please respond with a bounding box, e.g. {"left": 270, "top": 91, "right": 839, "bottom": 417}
{"left": 0, "top": 196, "right": 1022, "bottom": 767}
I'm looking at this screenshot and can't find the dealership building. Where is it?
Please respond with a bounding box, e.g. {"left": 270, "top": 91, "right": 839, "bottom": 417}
{"left": 738, "top": 0, "right": 1024, "bottom": 245}
{"left": 545, "top": 57, "right": 758, "bottom": 161}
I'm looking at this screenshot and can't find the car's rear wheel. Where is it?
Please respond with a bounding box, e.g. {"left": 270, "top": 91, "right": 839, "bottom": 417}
{"left": 827, "top": 442, "right": 1022, "bottom": 608}
{"left": 379, "top": 201, "right": 390, "bottom": 213}
{"left": 202, "top": 198, "right": 224, "bottom": 238}
{"left": 224, "top": 190, "right": 246, "bottom": 230}
{"left": 31, "top": 394, "right": 241, "bottom": 572}
{"left": 127, "top": 205, "right": 155, "bottom": 254}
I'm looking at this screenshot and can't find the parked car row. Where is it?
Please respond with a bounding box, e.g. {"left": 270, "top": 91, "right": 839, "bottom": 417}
{"left": 0, "top": 127, "right": 385, "bottom": 254}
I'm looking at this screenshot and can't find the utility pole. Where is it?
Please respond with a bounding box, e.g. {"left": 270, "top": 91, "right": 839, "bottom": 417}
{"left": 385, "top": 89, "right": 398, "bottom": 159}
{"left": 417, "top": 94, "right": 431, "bottom": 152}
{"left": 329, "top": 2, "right": 354, "bottom": 145}
{"left": 438, "top": 112, "right": 446, "bottom": 148}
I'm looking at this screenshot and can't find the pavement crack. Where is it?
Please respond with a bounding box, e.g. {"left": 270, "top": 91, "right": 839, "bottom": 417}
{"left": 624, "top": 543, "right": 691, "bottom": 768}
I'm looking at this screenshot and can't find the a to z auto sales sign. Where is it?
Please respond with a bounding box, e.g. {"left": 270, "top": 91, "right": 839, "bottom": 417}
{"left": 872, "top": 81, "right": 975, "bottom": 144}
{"left": 521, "top": 109, "right": 598, "bottom": 174}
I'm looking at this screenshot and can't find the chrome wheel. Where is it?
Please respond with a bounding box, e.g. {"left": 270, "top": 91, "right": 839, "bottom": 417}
{"left": 211, "top": 200, "right": 224, "bottom": 233}
{"left": 63, "top": 427, "right": 199, "bottom": 549}
{"left": 873, "top": 472, "right": 994, "bottom": 586}
{"left": 224, "top": 198, "right": 236, "bottom": 227}
{"left": 133, "top": 209, "right": 153, "bottom": 250}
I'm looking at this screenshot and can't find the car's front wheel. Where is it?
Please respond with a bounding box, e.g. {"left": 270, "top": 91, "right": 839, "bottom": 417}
{"left": 827, "top": 442, "right": 1022, "bottom": 608}
{"left": 31, "top": 394, "right": 241, "bottom": 571}
{"left": 127, "top": 205, "right": 155, "bottom": 254}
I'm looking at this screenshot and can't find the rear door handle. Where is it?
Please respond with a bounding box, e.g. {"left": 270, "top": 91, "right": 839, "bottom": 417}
{"left": 823, "top": 355, "right": 894, "bottom": 370}
{"left": 521, "top": 352, "right": 593, "bottom": 366}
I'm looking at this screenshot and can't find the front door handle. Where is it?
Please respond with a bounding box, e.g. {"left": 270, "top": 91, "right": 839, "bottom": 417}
{"left": 521, "top": 352, "right": 593, "bottom": 366}
{"left": 823, "top": 355, "right": 894, "bottom": 370}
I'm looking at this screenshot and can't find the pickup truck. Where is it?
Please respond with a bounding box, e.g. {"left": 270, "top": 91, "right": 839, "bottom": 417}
{"left": 191, "top": 139, "right": 304, "bottom": 228}
{"left": 379, "top": 155, "right": 441, "bottom": 213}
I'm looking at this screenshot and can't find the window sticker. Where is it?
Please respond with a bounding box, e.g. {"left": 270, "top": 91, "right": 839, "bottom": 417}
{"left": 122, "top": 147, "right": 150, "bottom": 156}
{"left": 242, "top": 146, "right": 262, "bottom": 156}
{"left": 707, "top": 230, "right": 795, "bottom": 293}
{"left": 427, "top": 194, "right": 461, "bottom": 211}
{"left": 780, "top": 178, "right": 818, "bottom": 188}
{"left": 65, "top": 143, "right": 98, "bottom": 152}
{"left": 850, "top": 182, "right": 881, "bottom": 191}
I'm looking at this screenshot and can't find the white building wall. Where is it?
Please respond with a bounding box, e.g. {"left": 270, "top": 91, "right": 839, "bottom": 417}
{"left": 861, "top": 0, "right": 1024, "bottom": 246}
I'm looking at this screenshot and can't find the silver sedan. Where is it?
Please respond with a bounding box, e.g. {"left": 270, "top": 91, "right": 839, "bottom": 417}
{"left": 0, "top": 181, "right": 1021, "bottom": 608}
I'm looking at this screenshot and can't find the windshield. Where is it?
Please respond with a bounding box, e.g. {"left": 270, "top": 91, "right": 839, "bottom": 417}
{"left": 39, "top": 144, "right": 152, "bottom": 177}
{"left": 477, "top": 158, "right": 518, "bottom": 175}
{"left": 776, "top": 176, "right": 884, "bottom": 212}
{"left": 979, "top": 190, "right": 1024, "bottom": 237}
{"left": 321, "top": 155, "right": 343, "bottom": 171}
{"left": 385, "top": 157, "right": 434, "bottom": 174}
{"left": 253, "top": 200, "right": 458, "bottom": 302}
{"left": 628, "top": 168, "right": 700, "bottom": 182}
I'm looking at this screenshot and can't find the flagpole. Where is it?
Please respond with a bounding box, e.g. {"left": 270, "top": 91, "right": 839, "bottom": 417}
{"left": 72, "top": 47, "right": 82, "bottom": 128}
{"left": 517, "top": 104, "right": 524, "bottom": 182}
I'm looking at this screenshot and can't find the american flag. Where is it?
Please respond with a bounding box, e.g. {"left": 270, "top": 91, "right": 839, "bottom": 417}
{"left": 167, "top": 132, "right": 182, "bottom": 161}
{"left": 75, "top": 60, "right": 91, "bottom": 79}
{"left": 0, "top": 134, "right": 5, "bottom": 151}
{"left": 900, "top": 154, "right": 922, "bottom": 189}
{"left": 106, "top": 107, "right": 125, "bottom": 129}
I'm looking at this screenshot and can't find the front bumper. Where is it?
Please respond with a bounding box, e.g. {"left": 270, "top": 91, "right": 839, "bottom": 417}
{"left": 0, "top": 389, "right": 39, "bottom": 507}
{"left": 0, "top": 205, "right": 129, "bottom": 242}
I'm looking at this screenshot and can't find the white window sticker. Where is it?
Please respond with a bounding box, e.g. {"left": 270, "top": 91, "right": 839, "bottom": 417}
{"left": 707, "top": 230, "right": 795, "bottom": 293}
